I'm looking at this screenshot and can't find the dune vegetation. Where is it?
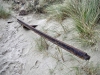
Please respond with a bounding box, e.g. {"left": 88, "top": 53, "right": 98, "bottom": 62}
{"left": 0, "top": 5, "right": 10, "bottom": 19}
{"left": 45, "top": 0, "right": 100, "bottom": 46}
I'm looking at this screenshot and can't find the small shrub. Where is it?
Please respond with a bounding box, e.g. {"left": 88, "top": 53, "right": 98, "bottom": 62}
{"left": 0, "top": 5, "right": 10, "bottom": 19}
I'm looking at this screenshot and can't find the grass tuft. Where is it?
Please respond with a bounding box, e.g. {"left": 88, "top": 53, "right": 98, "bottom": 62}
{"left": 66, "top": 0, "right": 100, "bottom": 46}
{"left": 46, "top": 4, "right": 68, "bottom": 22}
{"left": 71, "top": 62, "right": 100, "bottom": 75}
{"left": 35, "top": 37, "right": 48, "bottom": 52}
{"left": 82, "top": 62, "right": 100, "bottom": 75}
{"left": 0, "top": 5, "right": 10, "bottom": 19}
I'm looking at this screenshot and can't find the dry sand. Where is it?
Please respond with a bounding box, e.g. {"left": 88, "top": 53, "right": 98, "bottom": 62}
{"left": 0, "top": 1, "right": 100, "bottom": 75}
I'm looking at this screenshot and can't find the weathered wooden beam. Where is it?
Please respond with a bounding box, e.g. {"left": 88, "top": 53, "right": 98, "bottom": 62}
{"left": 17, "top": 19, "right": 90, "bottom": 60}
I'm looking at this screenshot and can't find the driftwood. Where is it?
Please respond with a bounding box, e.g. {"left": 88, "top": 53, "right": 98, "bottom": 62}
{"left": 17, "top": 19, "right": 90, "bottom": 60}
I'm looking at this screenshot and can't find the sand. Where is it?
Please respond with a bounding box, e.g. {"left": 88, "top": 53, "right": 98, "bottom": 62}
{"left": 0, "top": 1, "right": 100, "bottom": 75}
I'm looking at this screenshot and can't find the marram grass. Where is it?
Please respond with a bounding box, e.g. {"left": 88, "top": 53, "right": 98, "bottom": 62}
{"left": 66, "top": 0, "right": 100, "bottom": 46}
{"left": 46, "top": 0, "right": 100, "bottom": 46}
